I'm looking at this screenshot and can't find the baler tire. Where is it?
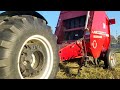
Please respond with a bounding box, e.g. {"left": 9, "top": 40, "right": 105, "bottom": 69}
{"left": 104, "top": 49, "right": 117, "bottom": 69}
{"left": 0, "top": 15, "right": 59, "bottom": 79}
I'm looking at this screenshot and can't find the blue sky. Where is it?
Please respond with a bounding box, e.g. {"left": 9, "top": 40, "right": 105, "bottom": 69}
{"left": 37, "top": 11, "right": 60, "bottom": 33}
{"left": 106, "top": 11, "right": 120, "bottom": 38}
{"left": 0, "top": 11, "right": 120, "bottom": 38}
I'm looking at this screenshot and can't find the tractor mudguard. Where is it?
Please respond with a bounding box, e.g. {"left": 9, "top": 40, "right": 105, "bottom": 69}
{"left": 0, "top": 11, "right": 48, "bottom": 24}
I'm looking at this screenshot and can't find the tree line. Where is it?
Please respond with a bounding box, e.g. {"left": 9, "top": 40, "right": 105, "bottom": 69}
{"left": 111, "top": 35, "right": 120, "bottom": 44}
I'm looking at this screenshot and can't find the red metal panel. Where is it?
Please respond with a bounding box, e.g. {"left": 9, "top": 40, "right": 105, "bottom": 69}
{"left": 90, "top": 11, "right": 110, "bottom": 58}
{"left": 102, "top": 17, "right": 110, "bottom": 52}
{"left": 60, "top": 11, "right": 87, "bottom": 20}
{"left": 55, "top": 11, "right": 87, "bottom": 44}
{"left": 59, "top": 40, "right": 84, "bottom": 61}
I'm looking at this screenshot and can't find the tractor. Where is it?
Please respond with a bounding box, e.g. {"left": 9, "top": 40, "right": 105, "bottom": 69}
{"left": 55, "top": 11, "right": 116, "bottom": 75}
{"left": 0, "top": 11, "right": 117, "bottom": 79}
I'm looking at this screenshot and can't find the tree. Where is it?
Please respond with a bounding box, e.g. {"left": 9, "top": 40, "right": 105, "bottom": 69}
{"left": 117, "top": 35, "right": 120, "bottom": 44}
{"left": 111, "top": 35, "right": 117, "bottom": 44}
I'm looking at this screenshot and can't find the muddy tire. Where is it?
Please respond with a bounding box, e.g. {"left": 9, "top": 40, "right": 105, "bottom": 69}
{"left": 104, "top": 49, "right": 117, "bottom": 69}
{"left": 0, "top": 15, "right": 59, "bottom": 79}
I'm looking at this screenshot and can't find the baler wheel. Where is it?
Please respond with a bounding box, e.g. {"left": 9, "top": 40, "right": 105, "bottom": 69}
{"left": 104, "top": 49, "right": 117, "bottom": 69}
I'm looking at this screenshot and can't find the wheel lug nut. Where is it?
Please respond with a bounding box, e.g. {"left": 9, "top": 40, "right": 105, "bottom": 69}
{"left": 23, "top": 61, "right": 27, "bottom": 65}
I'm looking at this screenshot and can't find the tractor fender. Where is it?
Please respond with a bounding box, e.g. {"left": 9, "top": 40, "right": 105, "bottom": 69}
{"left": 0, "top": 11, "right": 48, "bottom": 24}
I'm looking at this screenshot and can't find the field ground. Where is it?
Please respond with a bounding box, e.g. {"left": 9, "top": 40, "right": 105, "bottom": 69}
{"left": 56, "top": 53, "right": 120, "bottom": 79}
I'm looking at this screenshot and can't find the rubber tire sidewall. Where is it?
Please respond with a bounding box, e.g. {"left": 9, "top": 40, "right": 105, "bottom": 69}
{"left": 104, "top": 49, "right": 116, "bottom": 69}
{"left": 8, "top": 23, "right": 59, "bottom": 79}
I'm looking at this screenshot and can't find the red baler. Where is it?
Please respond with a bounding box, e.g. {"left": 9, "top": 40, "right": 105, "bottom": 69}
{"left": 55, "top": 11, "right": 116, "bottom": 73}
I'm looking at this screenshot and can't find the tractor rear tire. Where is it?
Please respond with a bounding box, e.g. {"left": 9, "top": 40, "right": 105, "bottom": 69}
{"left": 104, "top": 49, "right": 117, "bottom": 69}
{"left": 0, "top": 15, "right": 59, "bottom": 79}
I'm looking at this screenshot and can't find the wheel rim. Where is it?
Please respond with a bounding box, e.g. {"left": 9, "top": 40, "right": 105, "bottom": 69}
{"left": 18, "top": 35, "right": 53, "bottom": 79}
{"left": 109, "top": 52, "right": 116, "bottom": 67}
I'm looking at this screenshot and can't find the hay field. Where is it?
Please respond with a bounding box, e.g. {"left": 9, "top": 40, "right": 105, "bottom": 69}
{"left": 56, "top": 53, "right": 120, "bottom": 79}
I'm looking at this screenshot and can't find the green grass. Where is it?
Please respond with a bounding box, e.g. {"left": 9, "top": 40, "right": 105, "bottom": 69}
{"left": 56, "top": 53, "right": 120, "bottom": 79}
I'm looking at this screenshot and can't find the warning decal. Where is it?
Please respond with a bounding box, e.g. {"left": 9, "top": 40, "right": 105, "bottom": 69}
{"left": 91, "top": 40, "right": 97, "bottom": 49}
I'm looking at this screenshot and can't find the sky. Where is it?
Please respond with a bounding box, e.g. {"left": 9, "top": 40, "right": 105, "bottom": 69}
{"left": 0, "top": 11, "right": 120, "bottom": 38}
{"left": 106, "top": 11, "right": 120, "bottom": 38}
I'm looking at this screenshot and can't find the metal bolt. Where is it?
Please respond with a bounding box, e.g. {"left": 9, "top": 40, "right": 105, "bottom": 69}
{"left": 23, "top": 61, "right": 27, "bottom": 65}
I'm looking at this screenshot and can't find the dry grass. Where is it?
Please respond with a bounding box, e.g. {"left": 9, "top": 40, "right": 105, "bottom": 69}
{"left": 56, "top": 53, "right": 120, "bottom": 79}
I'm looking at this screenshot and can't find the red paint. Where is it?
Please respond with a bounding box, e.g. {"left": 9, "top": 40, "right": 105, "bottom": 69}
{"left": 90, "top": 11, "right": 107, "bottom": 58}
{"left": 55, "top": 11, "right": 87, "bottom": 44}
{"left": 109, "top": 19, "right": 115, "bottom": 25}
{"left": 59, "top": 40, "right": 84, "bottom": 61}
{"left": 55, "top": 11, "right": 115, "bottom": 61}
